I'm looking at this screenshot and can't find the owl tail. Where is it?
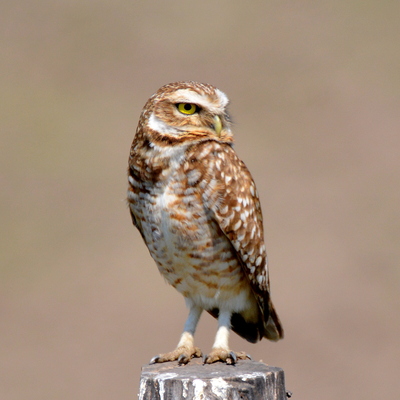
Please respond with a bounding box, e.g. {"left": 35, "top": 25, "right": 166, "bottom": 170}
{"left": 264, "top": 300, "right": 284, "bottom": 341}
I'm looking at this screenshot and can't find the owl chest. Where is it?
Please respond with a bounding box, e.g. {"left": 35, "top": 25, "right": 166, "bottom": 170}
{"left": 137, "top": 176, "right": 210, "bottom": 265}
{"left": 133, "top": 173, "right": 240, "bottom": 291}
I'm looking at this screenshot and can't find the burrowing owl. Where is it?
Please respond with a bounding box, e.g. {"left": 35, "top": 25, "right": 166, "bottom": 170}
{"left": 128, "top": 81, "right": 283, "bottom": 365}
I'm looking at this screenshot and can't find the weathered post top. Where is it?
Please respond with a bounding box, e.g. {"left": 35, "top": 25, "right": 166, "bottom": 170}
{"left": 139, "top": 359, "right": 286, "bottom": 400}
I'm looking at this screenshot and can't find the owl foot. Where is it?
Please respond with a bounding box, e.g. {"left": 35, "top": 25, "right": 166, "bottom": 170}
{"left": 203, "top": 348, "right": 251, "bottom": 365}
{"left": 149, "top": 345, "right": 202, "bottom": 365}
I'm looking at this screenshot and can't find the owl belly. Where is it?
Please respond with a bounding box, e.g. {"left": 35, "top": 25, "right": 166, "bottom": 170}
{"left": 137, "top": 186, "right": 253, "bottom": 313}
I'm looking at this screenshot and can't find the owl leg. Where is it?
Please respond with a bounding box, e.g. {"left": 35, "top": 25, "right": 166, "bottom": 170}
{"left": 204, "top": 310, "right": 250, "bottom": 365}
{"left": 149, "top": 304, "right": 203, "bottom": 365}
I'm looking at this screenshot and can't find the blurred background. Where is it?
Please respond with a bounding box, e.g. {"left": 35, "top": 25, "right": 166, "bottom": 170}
{"left": 1, "top": 1, "right": 399, "bottom": 399}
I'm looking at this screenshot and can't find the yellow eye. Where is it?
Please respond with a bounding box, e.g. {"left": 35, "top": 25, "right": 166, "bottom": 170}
{"left": 177, "top": 103, "right": 198, "bottom": 115}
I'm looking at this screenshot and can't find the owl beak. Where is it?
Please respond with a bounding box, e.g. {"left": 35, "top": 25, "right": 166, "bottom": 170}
{"left": 213, "top": 115, "right": 223, "bottom": 136}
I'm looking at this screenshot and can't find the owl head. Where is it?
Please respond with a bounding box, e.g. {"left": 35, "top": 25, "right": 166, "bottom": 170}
{"left": 138, "top": 81, "right": 233, "bottom": 144}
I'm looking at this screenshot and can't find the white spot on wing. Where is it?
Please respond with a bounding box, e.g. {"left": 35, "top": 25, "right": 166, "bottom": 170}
{"left": 250, "top": 185, "right": 255, "bottom": 197}
{"left": 237, "top": 232, "right": 246, "bottom": 241}
{"left": 219, "top": 205, "right": 228, "bottom": 214}
{"left": 233, "top": 219, "right": 242, "bottom": 230}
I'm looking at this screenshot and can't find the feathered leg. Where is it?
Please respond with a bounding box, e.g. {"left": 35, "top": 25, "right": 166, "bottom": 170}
{"left": 203, "top": 310, "right": 251, "bottom": 365}
{"left": 150, "top": 304, "right": 202, "bottom": 365}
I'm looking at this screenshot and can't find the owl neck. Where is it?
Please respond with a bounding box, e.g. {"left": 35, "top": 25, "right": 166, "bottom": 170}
{"left": 129, "top": 130, "right": 233, "bottom": 184}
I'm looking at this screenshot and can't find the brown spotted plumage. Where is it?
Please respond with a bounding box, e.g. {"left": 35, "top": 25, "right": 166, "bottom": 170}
{"left": 128, "top": 81, "right": 283, "bottom": 365}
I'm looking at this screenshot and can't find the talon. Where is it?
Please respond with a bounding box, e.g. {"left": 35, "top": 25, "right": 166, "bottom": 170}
{"left": 228, "top": 351, "right": 237, "bottom": 364}
{"left": 149, "top": 346, "right": 202, "bottom": 365}
{"left": 246, "top": 353, "right": 252, "bottom": 360}
{"left": 149, "top": 355, "right": 160, "bottom": 364}
{"left": 202, "top": 353, "right": 208, "bottom": 364}
{"left": 177, "top": 354, "right": 188, "bottom": 365}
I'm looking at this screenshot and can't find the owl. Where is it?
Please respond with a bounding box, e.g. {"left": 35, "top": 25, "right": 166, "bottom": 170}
{"left": 127, "top": 81, "right": 283, "bottom": 365}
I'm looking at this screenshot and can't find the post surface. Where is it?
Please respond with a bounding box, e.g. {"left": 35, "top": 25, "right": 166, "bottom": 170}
{"left": 139, "top": 359, "right": 286, "bottom": 400}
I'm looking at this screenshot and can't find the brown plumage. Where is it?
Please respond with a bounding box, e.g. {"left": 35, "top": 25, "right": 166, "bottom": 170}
{"left": 128, "top": 81, "right": 283, "bottom": 364}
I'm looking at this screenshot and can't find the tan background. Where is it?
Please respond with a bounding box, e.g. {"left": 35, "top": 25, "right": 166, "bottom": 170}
{"left": 1, "top": 1, "right": 399, "bottom": 399}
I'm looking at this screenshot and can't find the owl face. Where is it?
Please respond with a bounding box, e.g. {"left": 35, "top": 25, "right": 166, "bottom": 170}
{"left": 143, "top": 81, "right": 233, "bottom": 143}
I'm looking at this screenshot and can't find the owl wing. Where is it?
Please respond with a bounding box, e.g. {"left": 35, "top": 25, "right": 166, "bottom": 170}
{"left": 198, "top": 142, "right": 283, "bottom": 342}
{"left": 127, "top": 164, "right": 148, "bottom": 244}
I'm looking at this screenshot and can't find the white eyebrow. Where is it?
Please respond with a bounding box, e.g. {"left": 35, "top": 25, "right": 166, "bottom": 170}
{"left": 215, "top": 88, "right": 229, "bottom": 108}
{"left": 172, "top": 89, "right": 210, "bottom": 108}
{"left": 171, "top": 88, "right": 228, "bottom": 114}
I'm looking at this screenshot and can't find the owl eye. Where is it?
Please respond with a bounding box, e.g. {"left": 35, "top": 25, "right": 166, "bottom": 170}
{"left": 177, "top": 103, "right": 199, "bottom": 115}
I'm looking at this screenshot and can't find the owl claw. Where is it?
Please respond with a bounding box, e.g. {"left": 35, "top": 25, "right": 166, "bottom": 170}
{"left": 149, "top": 355, "right": 161, "bottom": 364}
{"left": 227, "top": 351, "right": 237, "bottom": 365}
{"left": 149, "top": 346, "right": 202, "bottom": 365}
{"left": 203, "top": 348, "right": 250, "bottom": 365}
{"left": 177, "top": 353, "right": 190, "bottom": 365}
